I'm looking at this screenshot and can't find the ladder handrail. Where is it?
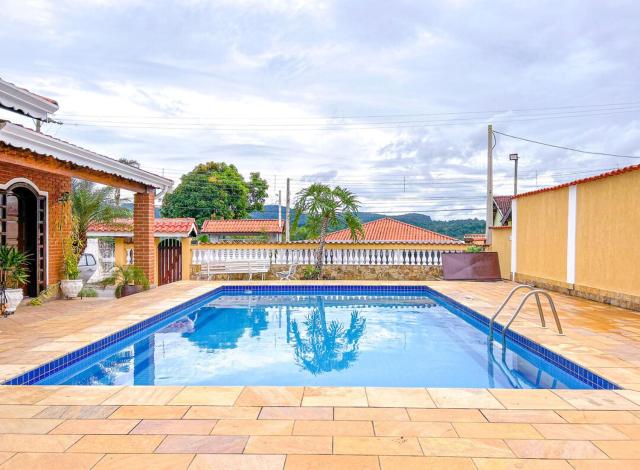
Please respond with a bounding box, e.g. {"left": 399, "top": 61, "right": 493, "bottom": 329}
{"left": 500, "top": 289, "right": 563, "bottom": 346}
{"left": 488, "top": 284, "right": 541, "bottom": 340}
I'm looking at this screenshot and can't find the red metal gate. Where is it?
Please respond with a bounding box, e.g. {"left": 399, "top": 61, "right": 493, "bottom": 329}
{"left": 158, "top": 239, "right": 182, "bottom": 286}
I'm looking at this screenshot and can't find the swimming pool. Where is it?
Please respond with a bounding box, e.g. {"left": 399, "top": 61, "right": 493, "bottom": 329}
{"left": 10, "top": 286, "right": 617, "bottom": 389}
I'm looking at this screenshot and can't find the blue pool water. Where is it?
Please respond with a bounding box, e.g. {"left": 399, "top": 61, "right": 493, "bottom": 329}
{"left": 34, "top": 287, "right": 596, "bottom": 388}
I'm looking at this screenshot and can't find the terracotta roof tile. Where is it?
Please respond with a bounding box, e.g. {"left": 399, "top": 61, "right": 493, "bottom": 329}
{"left": 515, "top": 164, "right": 640, "bottom": 199}
{"left": 325, "top": 218, "right": 463, "bottom": 243}
{"left": 88, "top": 218, "right": 197, "bottom": 235}
{"left": 494, "top": 195, "right": 512, "bottom": 216}
{"left": 201, "top": 219, "right": 283, "bottom": 234}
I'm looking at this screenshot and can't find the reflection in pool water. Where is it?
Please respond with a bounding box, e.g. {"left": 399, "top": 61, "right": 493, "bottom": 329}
{"left": 46, "top": 293, "right": 589, "bottom": 388}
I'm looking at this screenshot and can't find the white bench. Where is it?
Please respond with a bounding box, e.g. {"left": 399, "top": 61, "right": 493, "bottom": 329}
{"left": 198, "top": 259, "right": 271, "bottom": 280}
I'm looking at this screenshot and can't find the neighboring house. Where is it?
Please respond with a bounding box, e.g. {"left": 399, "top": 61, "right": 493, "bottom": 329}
{"left": 325, "top": 217, "right": 463, "bottom": 244}
{"left": 87, "top": 218, "right": 197, "bottom": 284}
{"left": 493, "top": 195, "right": 513, "bottom": 226}
{"left": 464, "top": 233, "right": 486, "bottom": 246}
{"left": 201, "top": 219, "right": 283, "bottom": 242}
{"left": 0, "top": 77, "right": 172, "bottom": 294}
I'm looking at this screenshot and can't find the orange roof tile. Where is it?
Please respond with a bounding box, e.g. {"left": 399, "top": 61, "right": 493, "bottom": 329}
{"left": 201, "top": 219, "right": 283, "bottom": 234}
{"left": 88, "top": 218, "right": 197, "bottom": 236}
{"left": 515, "top": 164, "right": 640, "bottom": 199}
{"left": 325, "top": 218, "right": 463, "bottom": 243}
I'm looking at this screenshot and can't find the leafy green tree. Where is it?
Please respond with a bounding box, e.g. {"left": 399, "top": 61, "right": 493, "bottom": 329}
{"left": 293, "top": 183, "right": 363, "bottom": 276}
{"left": 161, "top": 162, "right": 269, "bottom": 225}
{"left": 72, "top": 179, "right": 131, "bottom": 253}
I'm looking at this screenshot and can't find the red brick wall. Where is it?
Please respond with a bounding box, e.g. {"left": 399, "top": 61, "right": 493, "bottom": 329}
{"left": 0, "top": 152, "right": 72, "bottom": 286}
{"left": 133, "top": 190, "right": 156, "bottom": 285}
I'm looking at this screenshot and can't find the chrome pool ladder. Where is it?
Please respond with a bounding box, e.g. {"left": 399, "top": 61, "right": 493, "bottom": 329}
{"left": 488, "top": 284, "right": 564, "bottom": 345}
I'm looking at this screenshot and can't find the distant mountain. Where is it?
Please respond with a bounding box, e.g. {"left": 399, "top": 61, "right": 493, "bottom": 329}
{"left": 250, "top": 205, "right": 484, "bottom": 240}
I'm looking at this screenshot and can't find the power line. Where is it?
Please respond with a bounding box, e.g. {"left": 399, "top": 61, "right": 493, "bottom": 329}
{"left": 493, "top": 130, "right": 640, "bottom": 159}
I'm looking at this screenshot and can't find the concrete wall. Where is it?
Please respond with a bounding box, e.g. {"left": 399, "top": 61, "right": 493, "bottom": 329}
{"left": 490, "top": 226, "right": 512, "bottom": 280}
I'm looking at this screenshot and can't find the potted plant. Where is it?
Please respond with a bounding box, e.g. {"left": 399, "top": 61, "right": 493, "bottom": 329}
{"left": 101, "top": 265, "right": 150, "bottom": 298}
{"left": 0, "top": 246, "right": 30, "bottom": 314}
{"left": 59, "top": 219, "right": 83, "bottom": 299}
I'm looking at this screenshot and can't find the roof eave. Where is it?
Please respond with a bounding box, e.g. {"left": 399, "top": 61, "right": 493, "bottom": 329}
{"left": 0, "top": 121, "right": 173, "bottom": 192}
{"left": 0, "top": 79, "right": 59, "bottom": 120}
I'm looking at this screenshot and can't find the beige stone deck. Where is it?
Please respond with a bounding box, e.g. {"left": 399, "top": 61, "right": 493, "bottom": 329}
{"left": 1, "top": 280, "right": 640, "bottom": 468}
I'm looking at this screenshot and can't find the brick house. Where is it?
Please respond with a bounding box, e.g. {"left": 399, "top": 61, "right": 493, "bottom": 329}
{"left": 0, "top": 78, "right": 172, "bottom": 295}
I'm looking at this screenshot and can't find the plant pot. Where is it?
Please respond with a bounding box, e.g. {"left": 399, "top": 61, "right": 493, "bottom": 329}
{"left": 60, "top": 279, "right": 84, "bottom": 299}
{"left": 3, "top": 288, "right": 24, "bottom": 314}
{"left": 120, "top": 284, "right": 143, "bottom": 298}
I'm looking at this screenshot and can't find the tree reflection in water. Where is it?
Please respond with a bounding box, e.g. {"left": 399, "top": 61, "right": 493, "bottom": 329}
{"left": 291, "top": 299, "right": 366, "bottom": 375}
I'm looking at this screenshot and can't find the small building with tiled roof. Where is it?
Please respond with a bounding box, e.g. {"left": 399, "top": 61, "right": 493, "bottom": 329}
{"left": 201, "top": 219, "right": 283, "bottom": 242}
{"left": 493, "top": 195, "right": 512, "bottom": 226}
{"left": 87, "top": 218, "right": 198, "bottom": 238}
{"left": 464, "top": 233, "right": 486, "bottom": 246}
{"left": 325, "top": 218, "right": 463, "bottom": 244}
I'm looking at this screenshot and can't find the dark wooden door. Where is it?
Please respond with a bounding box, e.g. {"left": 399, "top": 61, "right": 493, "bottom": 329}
{"left": 158, "top": 238, "right": 182, "bottom": 286}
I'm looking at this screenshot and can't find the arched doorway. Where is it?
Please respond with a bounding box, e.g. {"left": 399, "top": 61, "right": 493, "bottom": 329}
{"left": 0, "top": 180, "right": 47, "bottom": 296}
{"left": 157, "top": 238, "right": 182, "bottom": 286}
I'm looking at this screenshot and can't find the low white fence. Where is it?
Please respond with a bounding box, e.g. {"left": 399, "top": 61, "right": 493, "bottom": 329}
{"left": 191, "top": 246, "right": 462, "bottom": 267}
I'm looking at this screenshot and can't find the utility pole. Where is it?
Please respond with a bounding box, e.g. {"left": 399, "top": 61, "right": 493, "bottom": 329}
{"left": 486, "top": 124, "right": 493, "bottom": 245}
{"left": 285, "top": 178, "right": 291, "bottom": 242}
{"left": 509, "top": 153, "right": 519, "bottom": 195}
{"left": 278, "top": 190, "right": 282, "bottom": 228}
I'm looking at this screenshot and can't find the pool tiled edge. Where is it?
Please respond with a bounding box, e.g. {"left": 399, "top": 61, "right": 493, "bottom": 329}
{"left": 3, "top": 284, "right": 620, "bottom": 389}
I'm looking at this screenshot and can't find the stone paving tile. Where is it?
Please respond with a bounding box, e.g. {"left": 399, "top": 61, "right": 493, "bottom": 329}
{"left": 0, "top": 453, "right": 12, "bottom": 466}
{"left": 0, "top": 386, "right": 58, "bottom": 405}
{"left": 557, "top": 410, "right": 640, "bottom": 424}
{"left": 35, "top": 405, "right": 119, "bottom": 419}
{"left": 0, "top": 404, "right": 47, "bottom": 418}
{"left": 302, "top": 387, "right": 368, "bottom": 407}
{"left": 374, "top": 421, "right": 455, "bottom": 438}
{"left": 334, "top": 407, "right": 409, "bottom": 421}
{"left": 245, "top": 436, "right": 332, "bottom": 455}
{"left": 286, "top": 454, "right": 379, "bottom": 469}
{"left": 0, "top": 433, "right": 81, "bottom": 452}
{"left": 102, "top": 386, "right": 184, "bottom": 405}
{"left": 472, "top": 458, "right": 573, "bottom": 469}
{"left": 553, "top": 390, "right": 640, "bottom": 410}
{"left": 212, "top": 419, "right": 293, "bottom": 436}
{"left": 379, "top": 456, "right": 474, "bottom": 470}
{"left": 489, "top": 389, "right": 575, "bottom": 410}
{"left": 67, "top": 434, "right": 165, "bottom": 454}
{"left": 453, "top": 422, "right": 543, "bottom": 439}
{"left": 418, "top": 437, "right": 514, "bottom": 458}
{"left": 505, "top": 439, "right": 608, "bottom": 459}
{"left": 156, "top": 435, "right": 247, "bottom": 454}
{"left": 480, "top": 409, "right": 566, "bottom": 423}
{"left": 408, "top": 408, "right": 486, "bottom": 422}
{"left": 235, "top": 387, "right": 303, "bottom": 406}
{"left": 366, "top": 387, "right": 434, "bottom": 408}
{"left": 427, "top": 389, "right": 504, "bottom": 409}
{"left": 0, "top": 452, "right": 103, "bottom": 470}
{"left": 294, "top": 420, "right": 374, "bottom": 436}
{"left": 533, "top": 423, "right": 630, "bottom": 440}
{"left": 593, "top": 440, "right": 640, "bottom": 459}
{"left": 131, "top": 419, "right": 217, "bottom": 435}
{"left": 191, "top": 454, "right": 286, "bottom": 470}
{"left": 0, "top": 418, "right": 61, "bottom": 434}
{"left": 184, "top": 406, "right": 260, "bottom": 420}
{"left": 169, "top": 386, "right": 243, "bottom": 406}
{"left": 260, "top": 406, "right": 333, "bottom": 421}
{"left": 568, "top": 460, "right": 640, "bottom": 469}
{"left": 50, "top": 419, "right": 139, "bottom": 435}
{"left": 613, "top": 424, "right": 640, "bottom": 439}
{"left": 92, "top": 453, "right": 194, "bottom": 470}
{"left": 108, "top": 405, "right": 189, "bottom": 419}
{"left": 37, "top": 386, "right": 122, "bottom": 406}
{"left": 334, "top": 436, "right": 423, "bottom": 456}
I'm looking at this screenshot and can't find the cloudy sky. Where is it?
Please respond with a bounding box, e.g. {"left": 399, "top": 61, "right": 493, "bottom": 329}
{"left": 1, "top": 0, "right": 638, "bottom": 219}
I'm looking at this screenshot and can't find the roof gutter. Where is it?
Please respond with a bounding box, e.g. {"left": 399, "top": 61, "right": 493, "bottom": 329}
{"left": 0, "top": 121, "right": 173, "bottom": 193}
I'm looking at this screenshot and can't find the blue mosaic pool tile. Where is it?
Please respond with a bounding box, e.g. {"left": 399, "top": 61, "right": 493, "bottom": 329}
{"left": 2, "top": 284, "right": 620, "bottom": 389}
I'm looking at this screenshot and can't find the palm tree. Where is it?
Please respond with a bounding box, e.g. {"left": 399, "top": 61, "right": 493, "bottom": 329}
{"left": 293, "top": 184, "right": 363, "bottom": 276}
{"left": 72, "top": 179, "right": 132, "bottom": 253}
{"left": 114, "top": 158, "right": 140, "bottom": 206}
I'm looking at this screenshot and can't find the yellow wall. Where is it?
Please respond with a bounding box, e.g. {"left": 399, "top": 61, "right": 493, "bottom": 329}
{"left": 575, "top": 170, "right": 640, "bottom": 297}
{"left": 490, "top": 227, "right": 512, "bottom": 280}
{"left": 516, "top": 187, "right": 568, "bottom": 285}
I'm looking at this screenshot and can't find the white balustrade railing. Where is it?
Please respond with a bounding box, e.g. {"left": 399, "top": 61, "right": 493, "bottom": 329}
{"left": 191, "top": 246, "right": 462, "bottom": 267}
